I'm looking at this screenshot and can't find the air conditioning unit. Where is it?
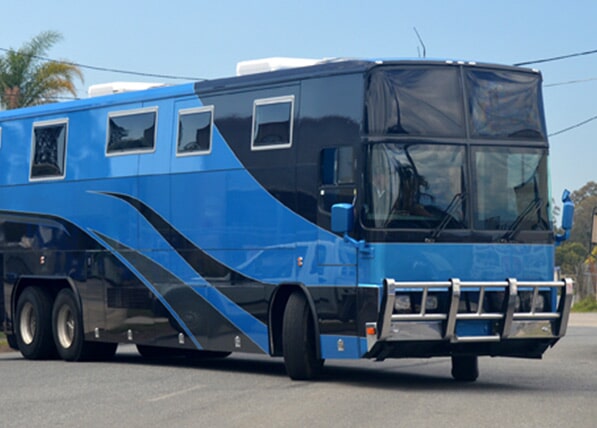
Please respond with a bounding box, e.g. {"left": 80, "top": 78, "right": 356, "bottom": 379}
{"left": 236, "top": 57, "right": 321, "bottom": 76}
{"left": 87, "top": 82, "right": 165, "bottom": 97}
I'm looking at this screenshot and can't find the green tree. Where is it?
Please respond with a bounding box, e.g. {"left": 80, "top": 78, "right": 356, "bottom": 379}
{"left": 568, "top": 181, "right": 597, "bottom": 246}
{"left": 0, "top": 31, "right": 83, "bottom": 109}
{"left": 556, "top": 241, "right": 588, "bottom": 275}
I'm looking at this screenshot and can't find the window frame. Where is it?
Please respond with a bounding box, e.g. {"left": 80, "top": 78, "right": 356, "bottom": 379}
{"left": 250, "top": 95, "right": 295, "bottom": 151}
{"left": 175, "top": 105, "right": 214, "bottom": 157}
{"left": 105, "top": 106, "right": 158, "bottom": 156}
{"left": 29, "top": 118, "right": 69, "bottom": 181}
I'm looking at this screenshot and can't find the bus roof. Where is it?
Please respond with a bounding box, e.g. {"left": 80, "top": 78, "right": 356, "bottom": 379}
{"left": 0, "top": 58, "right": 540, "bottom": 120}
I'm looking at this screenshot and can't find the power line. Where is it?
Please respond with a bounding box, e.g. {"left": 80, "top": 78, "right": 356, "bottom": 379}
{"left": 0, "top": 47, "right": 206, "bottom": 81}
{"left": 549, "top": 114, "right": 597, "bottom": 137}
{"left": 515, "top": 49, "right": 597, "bottom": 66}
{"left": 545, "top": 77, "right": 597, "bottom": 87}
{"left": 545, "top": 76, "right": 597, "bottom": 87}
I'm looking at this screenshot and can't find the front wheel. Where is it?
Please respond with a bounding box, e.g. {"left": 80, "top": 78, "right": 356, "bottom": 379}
{"left": 451, "top": 355, "right": 479, "bottom": 382}
{"left": 282, "top": 292, "right": 323, "bottom": 380}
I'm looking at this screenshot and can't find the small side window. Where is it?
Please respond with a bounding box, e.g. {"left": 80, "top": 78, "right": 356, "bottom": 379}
{"left": 30, "top": 119, "right": 68, "bottom": 180}
{"left": 320, "top": 146, "right": 355, "bottom": 185}
{"left": 251, "top": 96, "right": 294, "bottom": 150}
{"left": 107, "top": 107, "right": 157, "bottom": 155}
{"left": 176, "top": 106, "right": 213, "bottom": 156}
{"left": 318, "top": 146, "right": 356, "bottom": 214}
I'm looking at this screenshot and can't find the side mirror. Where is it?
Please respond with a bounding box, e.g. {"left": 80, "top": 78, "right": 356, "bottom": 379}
{"left": 556, "top": 189, "right": 574, "bottom": 244}
{"left": 560, "top": 189, "right": 574, "bottom": 231}
{"left": 331, "top": 203, "right": 354, "bottom": 234}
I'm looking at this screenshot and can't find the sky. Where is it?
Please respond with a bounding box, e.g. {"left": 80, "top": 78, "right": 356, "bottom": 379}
{"left": 1, "top": 0, "right": 596, "bottom": 209}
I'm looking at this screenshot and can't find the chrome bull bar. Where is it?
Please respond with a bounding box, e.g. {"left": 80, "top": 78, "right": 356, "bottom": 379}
{"left": 366, "top": 278, "right": 574, "bottom": 351}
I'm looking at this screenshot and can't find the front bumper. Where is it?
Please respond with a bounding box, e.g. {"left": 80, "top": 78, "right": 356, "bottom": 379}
{"left": 365, "top": 277, "right": 573, "bottom": 358}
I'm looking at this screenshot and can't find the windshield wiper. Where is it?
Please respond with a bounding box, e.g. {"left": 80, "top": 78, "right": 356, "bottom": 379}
{"left": 500, "top": 198, "right": 542, "bottom": 242}
{"left": 426, "top": 193, "right": 467, "bottom": 242}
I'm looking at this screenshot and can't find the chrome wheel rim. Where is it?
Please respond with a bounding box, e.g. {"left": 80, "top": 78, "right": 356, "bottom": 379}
{"left": 19, "top": 302, "right": 36, "bottom": 345}
{"left": 56, "top": 304, "right": 75, "bottom": 349}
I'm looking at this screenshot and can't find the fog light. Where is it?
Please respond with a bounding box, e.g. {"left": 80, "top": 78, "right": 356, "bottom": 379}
{"left": 394, "top": 294, "right": 411, "bottom": 312}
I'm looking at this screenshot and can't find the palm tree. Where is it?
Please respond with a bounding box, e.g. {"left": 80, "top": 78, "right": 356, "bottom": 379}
{"left": 0, "top": 31, "right": 83, "bottom": 110}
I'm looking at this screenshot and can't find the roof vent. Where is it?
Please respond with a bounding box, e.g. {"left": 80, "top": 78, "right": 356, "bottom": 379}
{"left": 87, "top": 82, "right": 165, "bottom": 97}
{"left": 236, "top": 57, "right": 321, "bottom": 76}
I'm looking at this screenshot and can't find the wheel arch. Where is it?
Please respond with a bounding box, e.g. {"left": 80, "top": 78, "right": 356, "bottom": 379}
{"left": 268, "top": 282, "right": 322, "bottom": 359}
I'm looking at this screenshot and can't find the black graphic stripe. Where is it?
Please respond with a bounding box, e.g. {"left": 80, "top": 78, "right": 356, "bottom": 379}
{"left": 99, "top": 191, "right": 263, "bottom": 286}
{"left": 97, "top": 231, "right": 265, "bottom": 353}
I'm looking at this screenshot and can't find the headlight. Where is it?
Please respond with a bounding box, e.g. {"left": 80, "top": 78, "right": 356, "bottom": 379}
{"left": 425, "top": 295, "right": 439, "bottom": 311}
{"left": 517, "top": 291, "right": 548, "bottom": 312}
{"left": 394, "top": 294, "right": 411, "bottom": 313}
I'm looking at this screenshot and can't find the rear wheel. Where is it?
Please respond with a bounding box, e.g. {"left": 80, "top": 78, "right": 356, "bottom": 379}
{"left": 451, "top": 355, "right": 479, "bottom": 382}
{"left": 282, "top": 292, "right": 323, "bottom": 380}
{"left": 52, "top": 288, "right": 101, "bottom": 361}
{"left": 15, "top": 287, "right": 56, "bottom": 359}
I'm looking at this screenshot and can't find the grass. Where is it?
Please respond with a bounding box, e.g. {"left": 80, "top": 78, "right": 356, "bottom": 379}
{"left": 572, "top": 297, "right": 597, "bottom": 312}
{"left": 0, "top": 332, "right": 11, "bottom": 352}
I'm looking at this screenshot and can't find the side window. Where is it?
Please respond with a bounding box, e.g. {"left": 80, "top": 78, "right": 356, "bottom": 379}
{"left": 318, "top": 146, "right": 355, "bottom": 213}
{"left": 30, "top": 119, "right": 68, "bottom": 180}
{"left": 176, "top": 106, "right": 213, "bottom": 156}
{"left": 320, "top": 146, "right": 355, "bottom": 185}
{"left": 251, "top": 96, "right": 294, "bottom": 150}
{"left": 107, "top": 107, "right": 157, "bottom": 155}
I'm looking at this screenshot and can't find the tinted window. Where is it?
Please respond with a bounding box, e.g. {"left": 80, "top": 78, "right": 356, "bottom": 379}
{"left": 320, "top": 146, "right": 354, "bottom": 185}
{"left": 465, "top": 69, "right": 546, "bottom": 140}
{"left": 252, "top": 96, "right": 294, "bottom": 150}
{"left": 107, "top": 109, "right": 156, "bottom": 154}
{"left": 364, "top": 143, "right": 466, "bottom": 229}
{"left": 31, "top": 120, "right": 68, "bottom": 179}
{"left": 473, "top": 146, "right": 549, "bottom": 231}
{"left": 366, "top": 67, "right": 465, "bottom": 137}
{"left": 177, "top": 106, "right": 213, "bottom": 155}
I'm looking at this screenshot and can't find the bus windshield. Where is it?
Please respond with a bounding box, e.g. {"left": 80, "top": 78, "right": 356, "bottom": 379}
{"left": 473, "top": 146, "right": 549, "bottom": 232}
{"left": 364, "top": 144, "right": 550, "bottom": 234}
{"left": 364, "top": 143, "right": 466, "bottom": 229}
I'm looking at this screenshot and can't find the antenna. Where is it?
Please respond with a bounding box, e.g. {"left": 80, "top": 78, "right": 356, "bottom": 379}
{"left": 413, "top": 27, "right": 426, "bottom": 58}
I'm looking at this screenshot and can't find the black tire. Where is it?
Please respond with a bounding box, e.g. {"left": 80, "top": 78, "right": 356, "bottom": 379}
{"left": 52, "top": 288, "right": 96, "bottom": 361}
{"left": 15, "top": 287, "right": 56, "bottom": 359}
{"left": 451, "top": 355, "right": 479, "bottom": 382}
{"left": 282, "top": 292, "right": 323, "bottom": 380}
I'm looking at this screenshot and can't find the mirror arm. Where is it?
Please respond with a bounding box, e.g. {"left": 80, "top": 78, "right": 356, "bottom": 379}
{"left": 343, "top": 233, "right": 374, "bottom": 256}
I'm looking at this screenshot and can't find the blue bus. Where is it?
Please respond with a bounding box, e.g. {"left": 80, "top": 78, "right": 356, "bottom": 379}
{"left": 0, "top": 58, "right": 574, "bottom": 381}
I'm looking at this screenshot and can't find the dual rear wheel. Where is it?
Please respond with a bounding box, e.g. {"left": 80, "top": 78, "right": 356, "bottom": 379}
{"left": 15, "top": 287, "right": 117, "bottom": 362}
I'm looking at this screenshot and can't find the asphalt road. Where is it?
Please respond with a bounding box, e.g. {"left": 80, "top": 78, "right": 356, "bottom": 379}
{"left": 1, "top": 314, "right": 596, "bottom": 428}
